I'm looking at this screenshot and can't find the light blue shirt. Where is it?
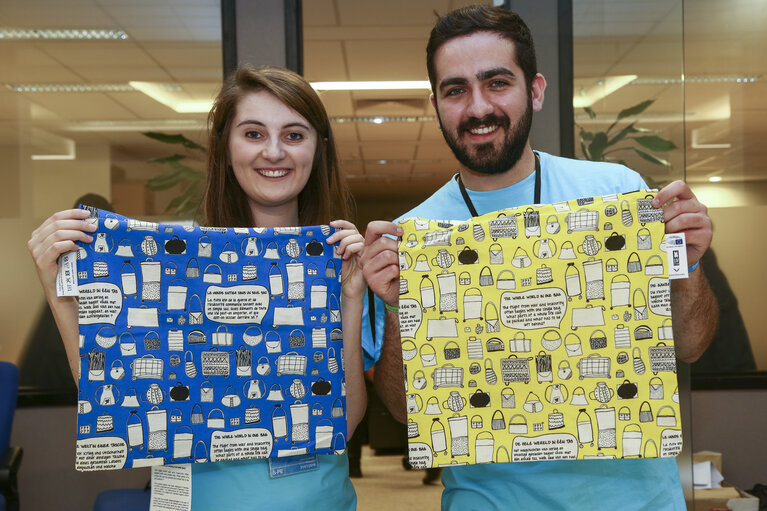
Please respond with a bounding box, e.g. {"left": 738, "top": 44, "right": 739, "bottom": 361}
{"left": 190, "top": 298, "right": 381, "bottom": 510}
{"left": 361, "top": 152, "right": 686, "bottom": 510}
{"left": 191, "top": 455, "right": 356, "bottom": 511}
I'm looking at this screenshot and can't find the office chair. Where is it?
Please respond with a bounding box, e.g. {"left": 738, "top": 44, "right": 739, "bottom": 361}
{"left": 93, "top": 486, "right": 151, "bottom": 511}
{"left": 0, "top": 362, "right": 22, "bottom": 511}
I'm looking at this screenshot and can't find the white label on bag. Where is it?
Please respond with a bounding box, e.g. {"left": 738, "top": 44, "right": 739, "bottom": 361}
{"left": 57, "top": 251, "right": 79, "bottom": 296}
{"left": 150, "top": 464, "right": 191, "bottom": 511}
{"left": 665, "top": 233, "right": 689, "bottom": 280}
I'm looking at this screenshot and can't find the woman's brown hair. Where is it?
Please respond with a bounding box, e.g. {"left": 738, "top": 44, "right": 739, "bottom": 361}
{"left": 204, "top": 65, "right": 352, "bottom": 228}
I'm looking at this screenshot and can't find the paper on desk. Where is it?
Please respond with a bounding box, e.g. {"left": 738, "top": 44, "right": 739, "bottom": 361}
{"left": 693, "top": 460, "right": 724, "bottom": 489}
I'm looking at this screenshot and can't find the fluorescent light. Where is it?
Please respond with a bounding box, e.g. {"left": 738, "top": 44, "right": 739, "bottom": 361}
{"left": 0, "top": 28, "right": 128, "bottom": 40}
{"left": 631, "top": 75, "right": 761, "bottom": 85}
{"left": 66, "top": 120, "right": 205, "bottom": 132}
{"left": 29, "top": 130, "right": 76, "bottom": 160}
{"left": 129, "top": 81, "right": 212, "bottom": 113}
{"left": 332, "top": 115, "right": 437, "bottom": 124}
{"left": 31, "top": 153, "right": 75, "bottom": 161}
{"left": 573, "top": 75, "right": 638, "bottom": 108}
{"left": 311, "top": 81, "right": 431, "bottom": 91}
{"left": 708, "top": 176, "right": 722, "bottom": 182}
{"left": 7, "top": 83, "right": 135, "bottom": 93}
{"left": 691, "top": 126, "right": 732, "bottom": 149}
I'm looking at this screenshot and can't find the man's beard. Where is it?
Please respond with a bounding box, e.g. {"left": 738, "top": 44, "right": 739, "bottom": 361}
{"left": 439, "top": 98, "right": 533, "bottom": 175}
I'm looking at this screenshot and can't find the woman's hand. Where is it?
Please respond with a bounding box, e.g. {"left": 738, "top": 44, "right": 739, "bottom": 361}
{"left": 28, "top": 208, "right": 96, "bottom": 293}
{"left": 327, "top": 220, "right": 366, "bottom": 301}
{"left": 27, "top": 208, "right": 96, "bottom": 384}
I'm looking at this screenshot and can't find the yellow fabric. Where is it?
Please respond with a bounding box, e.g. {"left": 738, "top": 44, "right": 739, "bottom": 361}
{"left": 398, "top": 191, "right": 681, "bottom": 467}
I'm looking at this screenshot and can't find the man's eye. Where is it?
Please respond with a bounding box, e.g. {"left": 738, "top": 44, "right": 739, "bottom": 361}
{"left": 490, "top": 80, "right": 508, "bottom": 88}
{"left": 446, "top": 87, "right": 464, "bottom": 97}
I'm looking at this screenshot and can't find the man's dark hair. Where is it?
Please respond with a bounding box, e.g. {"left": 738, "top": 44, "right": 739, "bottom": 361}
{"left": 426, "top": 5, "right": 538, "bottom": 94}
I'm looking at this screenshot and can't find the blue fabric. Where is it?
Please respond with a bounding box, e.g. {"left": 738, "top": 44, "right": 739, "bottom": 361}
{"left": 191, "top": 454, "right": 356, "bottom": 510}
{"left": 72, "top": 210, "right": 363, "bottom": 507}
{"left": 361, "top": 152, "right": 685, "bottom": 510}
{"left": 74, "top": 210, "right": 347, "bottom": 469}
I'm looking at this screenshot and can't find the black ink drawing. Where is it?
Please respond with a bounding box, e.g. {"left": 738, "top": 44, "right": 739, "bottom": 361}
{"left": 396, "top": 191, "right": 681, "bottom": 467}
{"left": 72, "top": 208, "right": 347, "bottom": 471}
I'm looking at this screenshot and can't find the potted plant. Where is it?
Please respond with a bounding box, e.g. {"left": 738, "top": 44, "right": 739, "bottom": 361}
{"left": 143, "top": 132, "right": 205, "bottom": 218}
{"left": 577, "top": 99, "right": 676, "bottom": 188}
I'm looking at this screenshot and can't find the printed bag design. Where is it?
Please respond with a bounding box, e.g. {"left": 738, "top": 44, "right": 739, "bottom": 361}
{"left": 71, "top": 207, "right": 346, "bottom": 471}
{"left": 397, "top": 191, "right": 681, "bottom": 468}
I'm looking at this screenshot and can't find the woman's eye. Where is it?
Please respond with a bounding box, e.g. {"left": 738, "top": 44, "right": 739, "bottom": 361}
{"left": 245, "top": 130, "right": 262, "bottom": 139}
{"left": 286, "top": 132, "right": 304, "bottom": 141}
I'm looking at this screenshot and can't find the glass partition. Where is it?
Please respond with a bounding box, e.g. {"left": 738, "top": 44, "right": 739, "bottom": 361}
{"left": 2, "top": 0, "right": 222, "bottom": 393}
{"left": 683, "top": 0, "right": 767, "bottom": 375}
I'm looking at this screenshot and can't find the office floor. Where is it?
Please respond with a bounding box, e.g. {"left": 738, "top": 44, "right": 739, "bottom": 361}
{"left": 353, "top": 447, "right": 442, "bottom": 511}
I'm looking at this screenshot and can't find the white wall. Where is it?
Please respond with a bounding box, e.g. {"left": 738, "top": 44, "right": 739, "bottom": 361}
{"left": 2, "top": 143, "right": 110, "bottom": 365}
{"left": 706, "top": 205, "right": 767, "bottom": 369}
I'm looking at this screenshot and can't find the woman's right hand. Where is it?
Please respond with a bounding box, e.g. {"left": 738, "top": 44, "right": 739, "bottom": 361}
{"left": 27, "top": 208, "right": 97, "bottom": 293}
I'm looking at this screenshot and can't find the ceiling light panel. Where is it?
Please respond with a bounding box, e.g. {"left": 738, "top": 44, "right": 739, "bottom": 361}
{"left": 0, "top": 28, "right": 128, "bottom": 40}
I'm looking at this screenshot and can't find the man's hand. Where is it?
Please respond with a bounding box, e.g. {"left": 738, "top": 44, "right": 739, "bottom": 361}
{"left": 652, "top": 180, "right": 717, "bottom": 362}
{"left": 653, "top": 180, "right": 712, "bottom": 266}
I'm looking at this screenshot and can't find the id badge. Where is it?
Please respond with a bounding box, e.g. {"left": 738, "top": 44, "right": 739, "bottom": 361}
{"left": 268, "top": 454, "right": 320, "bottom": 478}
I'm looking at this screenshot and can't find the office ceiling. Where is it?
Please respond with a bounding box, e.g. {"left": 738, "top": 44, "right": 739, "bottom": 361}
{"left": 1, "top": 0, "right": 764, "bottom": 207}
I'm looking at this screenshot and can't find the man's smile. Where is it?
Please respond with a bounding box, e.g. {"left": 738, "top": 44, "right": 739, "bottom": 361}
{"left": 468, "top": 125, "right": 500, "bottom": 135}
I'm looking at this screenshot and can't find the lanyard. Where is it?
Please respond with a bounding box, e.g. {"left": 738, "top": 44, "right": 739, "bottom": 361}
{"left": 456, "top": 152, "right": 541, "bottom": 218}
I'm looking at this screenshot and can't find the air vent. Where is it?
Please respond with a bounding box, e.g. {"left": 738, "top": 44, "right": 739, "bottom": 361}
{"left": 354, "top": 98, "right": 428, "bottom": 115}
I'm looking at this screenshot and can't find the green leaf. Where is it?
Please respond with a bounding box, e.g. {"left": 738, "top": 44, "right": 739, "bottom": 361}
{"left": 580, "top": 139, "right": 591, "bottom": 160}
{"left": 642, "top": 174, "right": 669, "bottom": 189}
{"left": 583, "top": 106, "right": 597, "bottom": 120}
{"left": 607, "top": 100, "right": 655, "bottom": 133}
{"left": 142, "top": 132, "right": 205, "bottom": 151}
{"left": 607, "top": 122, "right": 638, "bottom": 147}
{"left": 148, "top": 154, "right": 188, "bottom": 165}
{"left": 148, "top": 155, "right": 203, "bottom": 177}
{"left": 165, "top": 182, "right": 203, "bottom": 218}
{"left": 579, "top": 130, "right": 596, "bottom": 142}
{"left": 634, "top": 148, "right": 670, "bottom": 166}
{"left": 634, "top": 135, "right": 676, "bottom": 152}
{"left": 617, "top": 100, "right": 654, "bottom": 121}
{"left": 146, "top": 163, "right": 201, "bottom": 186}
{"left": 588, "top": 132, "right": 608, "bottom": 161}
{"left": 164, "top": 193, "right": 188, "bottom": 211}
{"left": 146, "top": 169, "right": 189, "bottom": 190}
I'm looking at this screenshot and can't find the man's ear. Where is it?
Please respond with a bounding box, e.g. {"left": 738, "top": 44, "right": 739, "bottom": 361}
{"left": 531, "top": 73, "right": 546, "bottom": 112}
{"left": 430, "top": 94, "right": 442, "bottom": 130}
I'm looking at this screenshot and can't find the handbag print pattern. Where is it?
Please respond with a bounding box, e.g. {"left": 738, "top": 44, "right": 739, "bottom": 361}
{"left": 397, "top": 191, "right": 682, "bottom": 468}
{"left": 72, "top": 207, "right": 346, "bottom": 471}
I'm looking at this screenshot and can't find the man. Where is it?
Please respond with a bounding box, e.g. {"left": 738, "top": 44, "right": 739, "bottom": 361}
{"left": 360, "top": 5, "right": 717, "bottom": 510}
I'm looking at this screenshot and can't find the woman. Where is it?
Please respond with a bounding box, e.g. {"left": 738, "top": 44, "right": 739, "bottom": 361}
{"left": 28, "top": 66, "right": 367, "bottom": 510}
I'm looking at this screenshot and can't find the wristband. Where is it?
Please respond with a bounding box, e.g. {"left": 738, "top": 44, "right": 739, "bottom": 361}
{"left": 688, "top": 260, "right": 699, "bottom": 273}
{"left": 384, "top": 303, "right": 399, "bottom": 314}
